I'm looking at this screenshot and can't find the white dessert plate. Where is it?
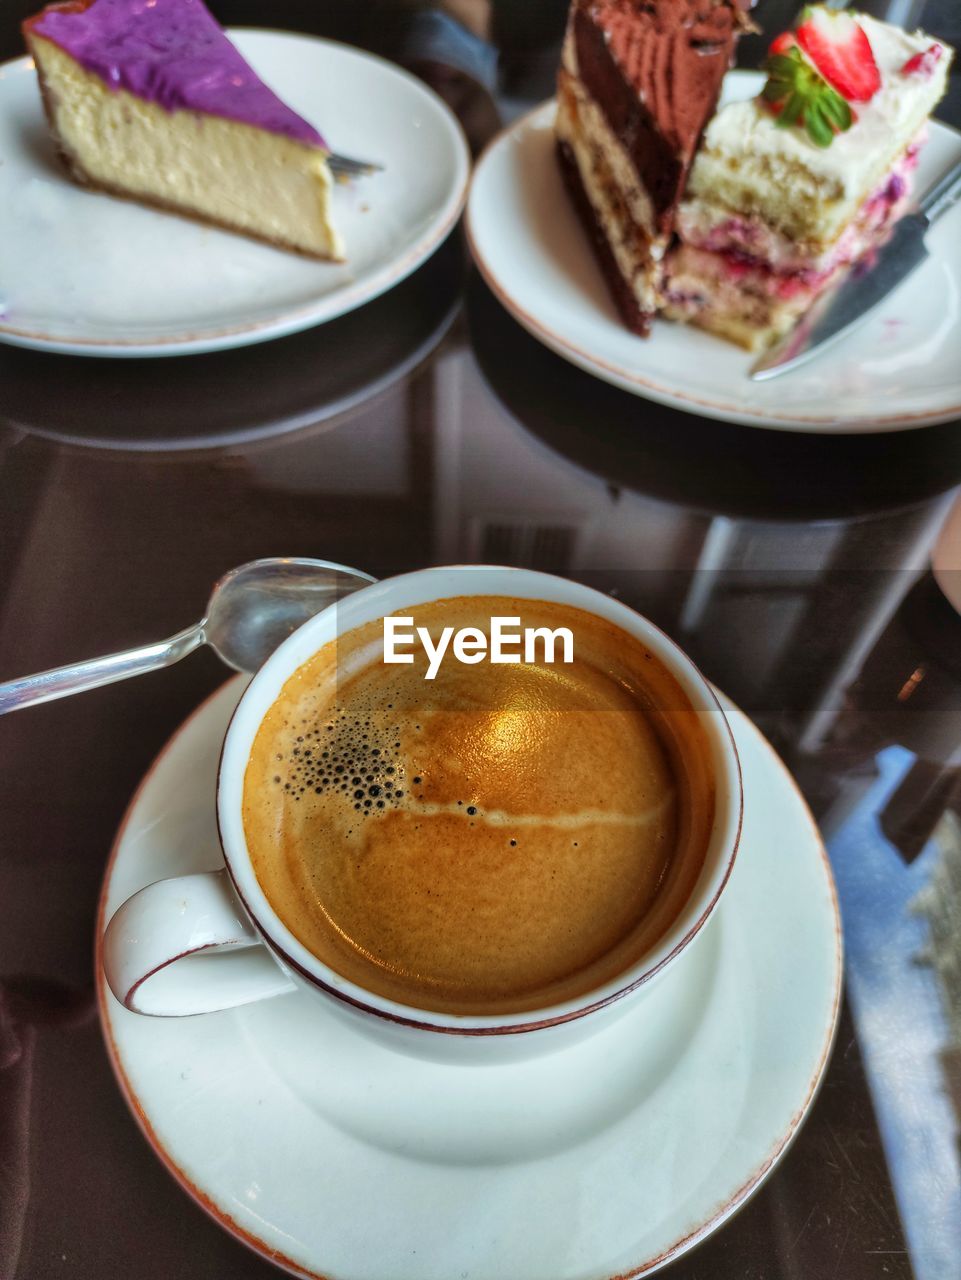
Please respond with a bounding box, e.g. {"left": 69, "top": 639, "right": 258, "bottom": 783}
{"left": 0, "top": 31, "right": 470, "bottom": 357}
{"left": 97, "top": 675, "right": 841, "bottom": 1279}
{"left": 466, "top": 72, "right": 961, "bottom": 433}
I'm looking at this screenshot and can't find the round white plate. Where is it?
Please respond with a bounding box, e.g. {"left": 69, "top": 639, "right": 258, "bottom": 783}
{"left": 0, "top": 31, "right": 470, "bottom": 357}
{"left": 466, "top": 74, "right": 961, "bottom": 433}
{"left": 97, "top": 676, "right": 841, "bottom": 1279}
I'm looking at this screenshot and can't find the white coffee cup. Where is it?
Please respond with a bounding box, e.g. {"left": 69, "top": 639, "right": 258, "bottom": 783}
{"left": 103, "top": 566, "right": 742, "bottom": 1063}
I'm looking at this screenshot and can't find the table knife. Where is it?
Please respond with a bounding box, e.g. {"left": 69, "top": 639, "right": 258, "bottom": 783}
{"left": 750, "top": 155, "right": 961, "bottom": 381}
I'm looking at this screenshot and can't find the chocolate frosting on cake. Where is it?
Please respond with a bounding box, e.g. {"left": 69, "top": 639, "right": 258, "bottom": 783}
{"left": 572, "top": 0, "right": 751, "bottom": 232}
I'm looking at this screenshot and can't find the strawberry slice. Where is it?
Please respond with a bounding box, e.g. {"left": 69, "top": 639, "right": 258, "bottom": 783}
{"left": 769, "top": 30, "right": 797, "bottom": 56}
{"left": 760, "top": 45, "right": 853, "bottom": 147}
{"left": 902, "top": 43, "right": 944, "bottom": 77}
{"left": 795, "top": 6, "right": 881, "bottom": 103}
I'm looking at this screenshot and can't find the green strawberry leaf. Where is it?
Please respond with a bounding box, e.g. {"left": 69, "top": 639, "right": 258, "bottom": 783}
{"left": 804, "top": 102, "right": 834, "bottom": 147}
{"left": 820, "top": 90, "right": 853, "bottom": 131}
{"left": 781, "top": 92, "right": 806, "bottom": 126}
{"left": 767, "top": 52, "right": 802, "bottom": 78}
{"left": 760, "top": 38, "right": 856, "bottom": 148}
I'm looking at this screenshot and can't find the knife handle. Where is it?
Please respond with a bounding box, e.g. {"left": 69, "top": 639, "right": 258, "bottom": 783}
{"left": 920, "top": 157, "right": 961, "bottom": 224}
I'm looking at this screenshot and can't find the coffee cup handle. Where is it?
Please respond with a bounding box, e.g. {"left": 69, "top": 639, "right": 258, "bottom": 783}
{"left": 102, "top": 870, "right": 296, "bottom": 1016}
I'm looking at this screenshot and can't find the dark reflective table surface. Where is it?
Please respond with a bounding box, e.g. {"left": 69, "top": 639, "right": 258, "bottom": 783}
{"left": 2, "top": 2, "right": 961, "bottom": 1277}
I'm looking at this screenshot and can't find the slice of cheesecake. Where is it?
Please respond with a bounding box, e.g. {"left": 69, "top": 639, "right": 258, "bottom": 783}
{"left": 23, "top": 0, "right": 344, "bottom": 260}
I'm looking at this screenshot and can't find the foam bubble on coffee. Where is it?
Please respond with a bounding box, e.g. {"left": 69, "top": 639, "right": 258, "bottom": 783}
{"left": 243, "top": 597, "right": 714, "bottom": 1016}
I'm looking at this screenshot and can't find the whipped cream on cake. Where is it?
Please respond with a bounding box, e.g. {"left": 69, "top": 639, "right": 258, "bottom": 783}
{"left": 555, "top": 2, "right": 953, "bottom": 351}
{"left": 23, "top": 0, "right": 344, "bottom": 260}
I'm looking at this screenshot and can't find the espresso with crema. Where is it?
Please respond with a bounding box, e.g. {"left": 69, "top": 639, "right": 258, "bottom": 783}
{"left": 243, "top": 597, "right": 715, "bottom": 1015}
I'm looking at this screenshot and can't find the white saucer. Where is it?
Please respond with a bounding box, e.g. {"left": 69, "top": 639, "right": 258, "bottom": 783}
{"left": 97, "top": 677, "right": 841, "bottom": 1279}
{"left": 466, "top": 74, "right": 961, "bottom": 433}
{"left": 0, "top": 32, "right": 469, "bottom": 357}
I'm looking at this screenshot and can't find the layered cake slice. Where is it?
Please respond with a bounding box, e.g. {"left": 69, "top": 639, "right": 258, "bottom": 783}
{"left": 556, "top": 1, "right": 953, "bottom": 352}
{"left": 555, "top": 0, "right": 753, "bottom": 335}
{"left": 23, "top": 0, "right": 344, "bottom": 260}
{"left": 662, "top": 7, "right": 953, "bottom": 349}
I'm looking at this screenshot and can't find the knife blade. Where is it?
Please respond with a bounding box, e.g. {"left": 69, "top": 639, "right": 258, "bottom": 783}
{"left": 750, "top": 156, "right": 961, "bottom": 381}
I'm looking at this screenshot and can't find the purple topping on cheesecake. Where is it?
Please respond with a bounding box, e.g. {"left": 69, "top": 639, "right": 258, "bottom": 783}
{"left": 30, "top": 0, "right": 326, "bottom": 147}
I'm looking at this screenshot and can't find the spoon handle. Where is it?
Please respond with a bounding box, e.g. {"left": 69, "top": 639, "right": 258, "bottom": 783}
{"left": 0, "top": 623, "right": 205, "bottom": 714}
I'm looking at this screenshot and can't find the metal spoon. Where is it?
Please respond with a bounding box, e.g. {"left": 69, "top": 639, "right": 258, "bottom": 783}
{"left": 0, "top": 557, "right": 376, "bottom": 715}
